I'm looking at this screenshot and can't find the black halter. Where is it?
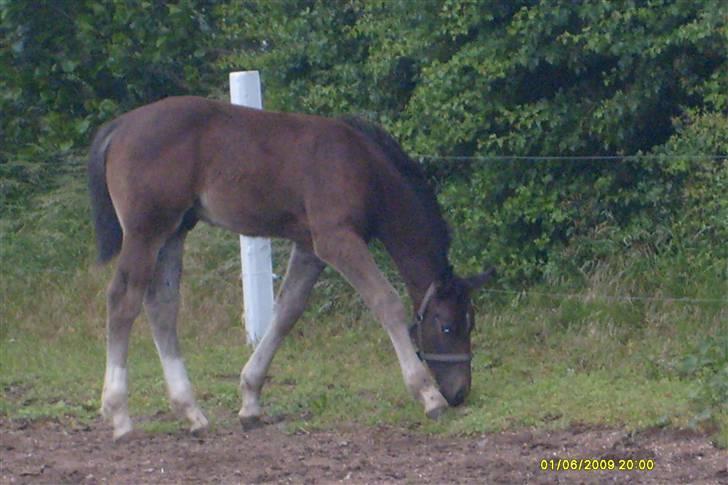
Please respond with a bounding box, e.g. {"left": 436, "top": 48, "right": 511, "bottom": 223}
{"left": 409, "top": 282, "right": 472, "bottom": 364}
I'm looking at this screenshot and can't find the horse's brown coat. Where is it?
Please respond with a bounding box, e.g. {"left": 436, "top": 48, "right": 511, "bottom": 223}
{"left": 88, "top": 96, "right": 493, "bottom": 439}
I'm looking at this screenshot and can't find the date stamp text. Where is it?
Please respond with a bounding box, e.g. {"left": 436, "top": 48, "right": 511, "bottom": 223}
{"left": 539, "top": 458, "right": 655, "bottom": 472}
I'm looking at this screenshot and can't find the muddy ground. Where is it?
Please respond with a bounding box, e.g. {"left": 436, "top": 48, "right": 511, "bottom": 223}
{"left": 1, "top": 415, "right": 726, "bottom": 484}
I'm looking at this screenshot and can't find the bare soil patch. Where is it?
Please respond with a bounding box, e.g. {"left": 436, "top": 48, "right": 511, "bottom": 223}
{"left": 1, "top": 416, "right": 726, "bottom": 484}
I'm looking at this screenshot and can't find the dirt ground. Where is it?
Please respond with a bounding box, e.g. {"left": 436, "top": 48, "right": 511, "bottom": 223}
{"left": 1, "top": 415, "right": 726, "bottom": 484}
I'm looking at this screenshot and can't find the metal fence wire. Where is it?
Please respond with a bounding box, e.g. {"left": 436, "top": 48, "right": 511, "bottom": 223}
{"left": 416, "top": 154, "right": 727, "bottom": 163}
{"left": 5, "top": 154, "right": 726, "bottom": 306}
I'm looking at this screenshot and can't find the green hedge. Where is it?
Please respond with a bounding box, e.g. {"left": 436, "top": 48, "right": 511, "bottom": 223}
{"left": 2, "top": 0, "right": 726, "bottom": 284}
{"left": 0, "top": 0, "right": 224, "bottom": 210}
{"left": 441, "top": 112, "right": 727, "bottom": 282}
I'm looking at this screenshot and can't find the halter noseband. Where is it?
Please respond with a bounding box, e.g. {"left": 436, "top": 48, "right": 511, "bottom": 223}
{"left": 409, "top": 282, "right": 472, "bottom": 364}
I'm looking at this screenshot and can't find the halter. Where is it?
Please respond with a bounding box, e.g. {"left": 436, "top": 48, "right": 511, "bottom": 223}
{"left": 409, "top": 282, "right": 472, "bottom": 364}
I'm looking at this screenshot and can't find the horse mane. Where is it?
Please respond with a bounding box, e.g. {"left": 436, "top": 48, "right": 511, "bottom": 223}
{"left": 340, "top": 116, "right": 452, "bottom": 277}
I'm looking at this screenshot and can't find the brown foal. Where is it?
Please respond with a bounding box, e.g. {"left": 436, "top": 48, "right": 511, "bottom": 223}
{"left": 88, "top": 96, "right": 493, "bottom": 439}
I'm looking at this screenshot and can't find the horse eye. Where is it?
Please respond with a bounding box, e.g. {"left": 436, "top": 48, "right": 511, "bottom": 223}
{"left": 434, "top": 315, "right": 455, "bottom": 335}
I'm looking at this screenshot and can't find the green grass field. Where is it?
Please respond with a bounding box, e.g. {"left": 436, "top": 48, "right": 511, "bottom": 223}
{"left": 1, "top": 174, "right": 726, "bottom": 446}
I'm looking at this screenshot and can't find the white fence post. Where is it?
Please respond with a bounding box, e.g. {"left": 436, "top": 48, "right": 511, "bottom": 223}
{"left": 229, "top": 71, "right": 275, "bottom": 347}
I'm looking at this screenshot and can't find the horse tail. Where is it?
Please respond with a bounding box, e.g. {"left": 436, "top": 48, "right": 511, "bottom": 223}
{"left": 87, "top": 120, "right": 122, "bottom": 264}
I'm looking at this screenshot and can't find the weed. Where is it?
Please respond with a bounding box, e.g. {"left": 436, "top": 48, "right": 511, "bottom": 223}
{"left": 676, "top": 334, "right": 728, "bottom": 435}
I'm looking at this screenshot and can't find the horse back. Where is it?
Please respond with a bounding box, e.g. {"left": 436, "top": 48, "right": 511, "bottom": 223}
{"left": 104, "top": 96, "right": 384, "bottom": 246}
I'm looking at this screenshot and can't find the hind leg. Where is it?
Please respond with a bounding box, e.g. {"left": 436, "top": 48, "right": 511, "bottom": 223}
{"left": 239, "top": 244, "right": 325, "bottom": 423}
{"left": 144, "top": 231, "right": 208, "bottom": 432}
{"left": 101, "top": 237, "right": 160, "bottom": 439}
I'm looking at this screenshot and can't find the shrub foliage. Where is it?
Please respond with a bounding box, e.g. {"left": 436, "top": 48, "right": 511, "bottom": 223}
{"left": 1, "top": 0, "right": 726, "bottom": 279}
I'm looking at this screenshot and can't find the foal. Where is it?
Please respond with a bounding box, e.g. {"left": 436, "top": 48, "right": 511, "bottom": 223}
{"left": 88, "top": 96, "right": 493, "bottom": 439}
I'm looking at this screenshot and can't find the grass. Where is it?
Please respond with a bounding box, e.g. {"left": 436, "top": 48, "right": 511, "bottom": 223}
{"left": 1, "top": 174, "right": 726, "bottom": 447}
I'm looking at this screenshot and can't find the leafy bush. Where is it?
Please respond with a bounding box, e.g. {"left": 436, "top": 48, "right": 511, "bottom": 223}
{"left": 0, "top": 0, "right": 224, "bottom": 210}
{"left": 2, "top": 0, "right": 726, "bottom": 286}
{"left": 442, "top": 111, "right": 727, "bottom": 283}
{"left": 219, "top": 1, "right": 727, "bottom": 283}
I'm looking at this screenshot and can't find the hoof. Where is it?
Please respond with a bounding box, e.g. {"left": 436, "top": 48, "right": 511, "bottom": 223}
{"left": 102, "top": 407, "right": 133, "bottom": 441}
{"left": 425, "top": 402, "right": 448, "bottom": 420}
{"left": 238, "top": 399, "right": 262, "bottom": 428}
{"left": 187, "top": 408, "right": 209, "bottom": 433}
{"left": 239, "top": 415, "right": 264, "bottom": 432}
{"left": 190, "top": 420, "right": 209, "bottom": 435}
{"left": 421, "top": 387, "right": 448, "bottom": 420}
{"left": 112, "top": 421, "right": 134, "bottom": 441}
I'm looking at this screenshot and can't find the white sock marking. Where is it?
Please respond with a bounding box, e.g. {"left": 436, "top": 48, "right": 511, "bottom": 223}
{"left": 103, "top": 365, "right": 128, "bottom": 400}
{"left": 161, "top": 357, "right": 193, "bottom": 403}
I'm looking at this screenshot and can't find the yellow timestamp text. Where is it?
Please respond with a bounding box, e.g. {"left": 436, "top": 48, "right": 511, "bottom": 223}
{"left": 539, "top": 458, "right": 655, "bottom": 472}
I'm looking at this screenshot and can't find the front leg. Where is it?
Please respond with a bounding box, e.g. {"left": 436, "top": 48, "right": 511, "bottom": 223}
{"left": 313, "top": 230, "right": 448, "bottom": 418}
{"left": 239, "top": 244, "right": 325, "bottom": 424}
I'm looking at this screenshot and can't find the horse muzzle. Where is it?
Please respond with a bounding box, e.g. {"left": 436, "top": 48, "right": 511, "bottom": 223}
{"left": 426, "top": 360, "right": 471, "bottom": 407}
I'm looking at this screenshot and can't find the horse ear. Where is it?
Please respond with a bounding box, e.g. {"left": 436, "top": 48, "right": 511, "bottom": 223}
{"left": 463, "top": 267, "right": 496, "bottom": 290}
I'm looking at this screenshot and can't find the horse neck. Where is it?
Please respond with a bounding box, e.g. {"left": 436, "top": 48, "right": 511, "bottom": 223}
{"left": 377, "top": 193, "right": 450, "bottom": 307}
